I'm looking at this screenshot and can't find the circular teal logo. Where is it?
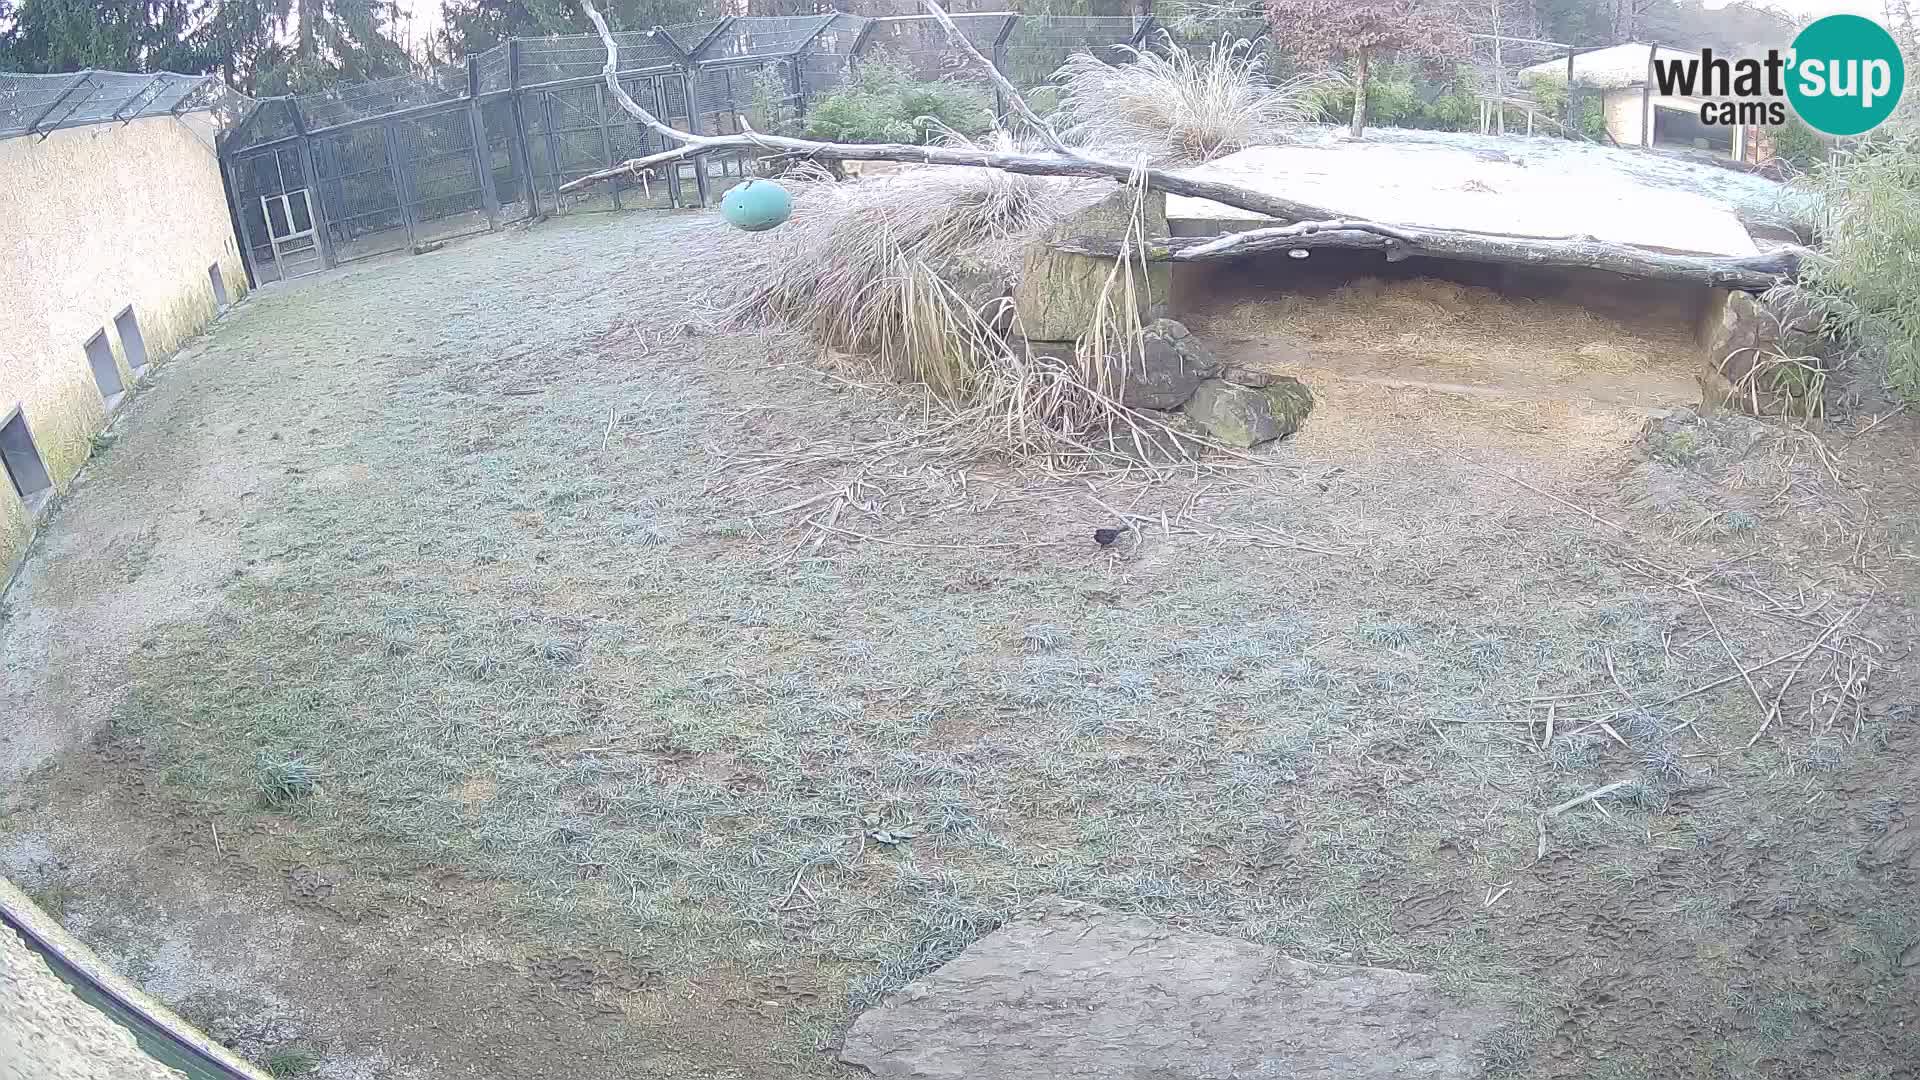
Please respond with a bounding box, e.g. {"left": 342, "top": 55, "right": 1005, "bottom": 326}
{"left": 1787, "top": 14, "right": 1906, "bottom": 136}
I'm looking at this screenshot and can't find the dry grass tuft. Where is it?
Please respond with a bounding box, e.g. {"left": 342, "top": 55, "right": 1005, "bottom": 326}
{"left": 722, "top": 146, "right": 1220, "bottom": 472}
{"left": 1054, "top": 36, "right": 1337, "bottom": 164}
{"left": 723, "top": 147, "right": 1087, "bottom": 399}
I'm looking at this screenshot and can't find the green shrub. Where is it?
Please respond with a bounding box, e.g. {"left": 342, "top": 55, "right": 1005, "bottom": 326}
{"left": 1769, "top": 114, "right": 1829, "bottom": 169}
{"left": 1794, "top": 135, "right": 1920, "bottom": 402}
{"left": 802, "top": 51, "right": 993, "bottom": 145}
{"left": 1310, "top": 62, "right": 1514, "bottom": 134}
{"left": 1314, "top": 61, "right": 1424, "bottom": 128}
{"left": 746, "top": 65, "right": 799, "bottom": 136}
{"left": 1521, "top": 74, "right": 1607, "bottom": 140}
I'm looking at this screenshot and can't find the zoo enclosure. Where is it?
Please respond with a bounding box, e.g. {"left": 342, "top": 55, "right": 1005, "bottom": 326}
{"left": 215, "top": 11, "right": 1609, "bottom": 287}
{"left": 216, "top": 12, "right": 1173, "bottom": 284}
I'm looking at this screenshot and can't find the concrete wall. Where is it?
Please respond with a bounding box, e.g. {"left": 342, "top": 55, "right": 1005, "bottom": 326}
{"left": 0, "top": 115, "right": 246, "bottom": 575}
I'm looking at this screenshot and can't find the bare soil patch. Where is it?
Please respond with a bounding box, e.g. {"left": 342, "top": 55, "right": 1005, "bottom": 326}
{"left": 2, "top": 211, "right": 1916, "bottom": 1079}
{"left": 1179, "top": 249, "right": 1707, "bottom": 414}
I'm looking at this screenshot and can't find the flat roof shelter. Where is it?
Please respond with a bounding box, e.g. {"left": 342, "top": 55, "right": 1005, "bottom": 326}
{"left": 1521, "top": 42, "right": 1762, "bottom": 162}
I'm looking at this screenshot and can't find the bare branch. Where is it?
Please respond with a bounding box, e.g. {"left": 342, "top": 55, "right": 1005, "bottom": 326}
{"left": 566, "top": 0, "right": 1346, "bottom": 221}
{"left": 916, "top": 5, "right": 1071, "bottom": 154}
{"left": 568, "top": 0, "right": 1804, "bottom": 294}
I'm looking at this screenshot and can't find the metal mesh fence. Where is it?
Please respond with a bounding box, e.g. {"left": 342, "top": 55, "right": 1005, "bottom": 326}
{"left": 296, "top": 68, "right": 468, "bottom": 131}
{"left": 516, "top": 30, "right": 682, "bottom": 90}
{"left": 1001, "top": 14, "right": 1141, "bottom": 91}
{"left": 859, "top": 12, "right": 1012, "bottom": 85}
{"left": 184, "top": 12, "right": 1601, "bottom": 289}
{"left": 0, "top": 70, "right": 244, "bottom": 139}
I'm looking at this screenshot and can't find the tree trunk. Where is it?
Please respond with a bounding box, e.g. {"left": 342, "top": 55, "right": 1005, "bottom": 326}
{"left": 1350, "top": 48, "right": 1370, "bottom": 138}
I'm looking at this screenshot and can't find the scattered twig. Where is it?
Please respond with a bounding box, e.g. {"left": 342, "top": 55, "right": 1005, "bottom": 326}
{"left": 1846, "top": 403, "right": 1905, "bottom": 442}
{"left": 1691, "top": 589, "right": 1771, "bottom": 719}
{"left": 773, "top": 863, "right": 810, "bottom": 911}
{"left": 1535, "top": 778, "right": 1634, "bottom": 860}
{"left": 1748, "top": 598, "right": 1865, "bottom": 747}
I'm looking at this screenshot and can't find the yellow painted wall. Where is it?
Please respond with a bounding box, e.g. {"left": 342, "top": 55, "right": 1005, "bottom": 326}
{"left": 0, "top": 115, "right": 246, "bottom": 574}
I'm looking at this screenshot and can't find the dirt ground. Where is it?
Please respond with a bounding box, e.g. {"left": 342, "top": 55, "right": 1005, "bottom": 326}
{"left": 2, "top": 209, "right": 1917, "bottom": 1080}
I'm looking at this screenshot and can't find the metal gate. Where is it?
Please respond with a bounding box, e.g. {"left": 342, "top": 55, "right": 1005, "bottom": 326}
{"left": 229, "top": 147, "right": 326, "bottom": 282}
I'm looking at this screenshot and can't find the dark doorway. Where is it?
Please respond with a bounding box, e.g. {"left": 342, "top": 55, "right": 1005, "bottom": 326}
{"left": 115, "top": 307, "right": 150, "bottom": 371}
{"left": 84, "top": 330, "right": 124, "bottom": 408}
{"left": 210, "top": 264, "right": 230, "bottom": 310}
{"left": 0, "top": 407, "right": 53, "bottom": 510}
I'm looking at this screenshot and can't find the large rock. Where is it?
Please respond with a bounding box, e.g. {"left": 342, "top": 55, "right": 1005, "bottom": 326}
{"left": 1698, "top": 288, "right": 1768, "bottom": 367}
{"left": 1180, "top": 378, "right": 1312, "bottom": 448}
{"left": 841, "top": 899, "right": 1511, "bottom": 1079}
{"left": 1104, "top": 318, "right": 1220, "bottom": 409}
{"left": 1012, "top": 189, "right": 1170, "bottom": 341}
{"left": 932, "top": 256, "right": 1015, "bottom": 332}
{"left": 1261, "top": 375, "right": 1315, "bottom": 434}
{"left": 1695, "top": 288, "right": 1822, "bottom": 417}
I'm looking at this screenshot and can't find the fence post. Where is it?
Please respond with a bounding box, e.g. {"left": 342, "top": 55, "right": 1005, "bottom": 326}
{"left": 1564, "top": 49, "right": 1576, "bottom": 139}
{"left": 507, "top": 40, "right": 541, "bottom": 218}
{"left": 990, "top": 15, "right": 1017, "bottom": 120}
{"left": 685, "top": 64, "right": 711, "bottom": 206}
{"left": 542, "top": 92, "right": 566, "bottom": 209}
{"left": 287, "top": 101, "right": 337, "bottom": 269}
{"left": 467, "top": 56, "right": 502, "bottom": 229}
{"left": 596, "top": 82, "right": 623, "bottom": 211}
{"left": 382, "top": 119, "right": 420, "bottom": 250}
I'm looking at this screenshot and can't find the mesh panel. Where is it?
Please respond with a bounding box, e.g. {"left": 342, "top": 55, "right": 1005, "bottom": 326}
{"left": 296, "top": 68, "right": 467, "bottom": 131}
{"left": 0, "top": 72, "right": 91, "bottom": 137}
{"left": 1002, "top": 14, "right": 1141, "bottom": 91}
{"left": 658, "top": 19, "right": 723, "bottom": 54}
{"left": 696, "top": 15, "right": 838, "bottom": 62}
{"left": 476, "top": 45, "right": 513, "bottom": 94}
{"left": 516, "top": 30, "right": 680, "bottom": 89}
{"left": 0, "top": 71, "right": 239, "bottom": 139}
{"left": 234, "top": 97, "right": 302, "bottom": 149}
{"left": 856, "top": 13, "right": 1011, "bottom": 85}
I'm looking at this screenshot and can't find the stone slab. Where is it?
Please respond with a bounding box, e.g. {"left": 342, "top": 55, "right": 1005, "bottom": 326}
{"left": 1167, "top": 141, "right": 1759, "bottom": 258}
{"left": 841, "top": 899, "right": 1511, "bottom": 1079}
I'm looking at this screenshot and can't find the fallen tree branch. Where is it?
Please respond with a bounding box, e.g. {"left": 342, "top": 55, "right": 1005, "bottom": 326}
{"left": 1053, "top": 225, "right": 1807, "bottom": 290}
{"left": 571, "top": 0, "right": 1343, "bottom": 222}
{"left": 557, "top": 126, "right": 1348, "bottom": 224}
{"left": 573, "top": 0, "right": 1802, "bottom": 293}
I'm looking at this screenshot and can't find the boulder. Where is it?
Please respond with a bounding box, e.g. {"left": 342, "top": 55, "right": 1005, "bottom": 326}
{"left": 1698, "top": 289, "right": 1768, "bottom": 367}
{"left": 1261, "top": 376, "right": 1315, "bottom": 436}
{"left": 842, "top": 899, "right": 1512, "bottom": 1080}
{"left": 931, "top": 257, "right": 1015, "bottom": 332}
{"left": 1181, "top": 380, "right": 1280, "bottom": 448}
{"left": 1695, "top": 288, "right": 1824, "bottom": 417}
{"left": 1012, "top": 188, "right": 1170, "bottom": 342}
{"left": 1105, "top": 318, "right": 1220, "bottom": 409}
{"left": 1220, "top": 364, "right": 1278, "bottom": 388}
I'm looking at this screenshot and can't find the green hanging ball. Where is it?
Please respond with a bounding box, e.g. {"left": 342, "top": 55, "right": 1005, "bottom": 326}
{"left": 720, "top": 178, "right": 793, "bottom": 233}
